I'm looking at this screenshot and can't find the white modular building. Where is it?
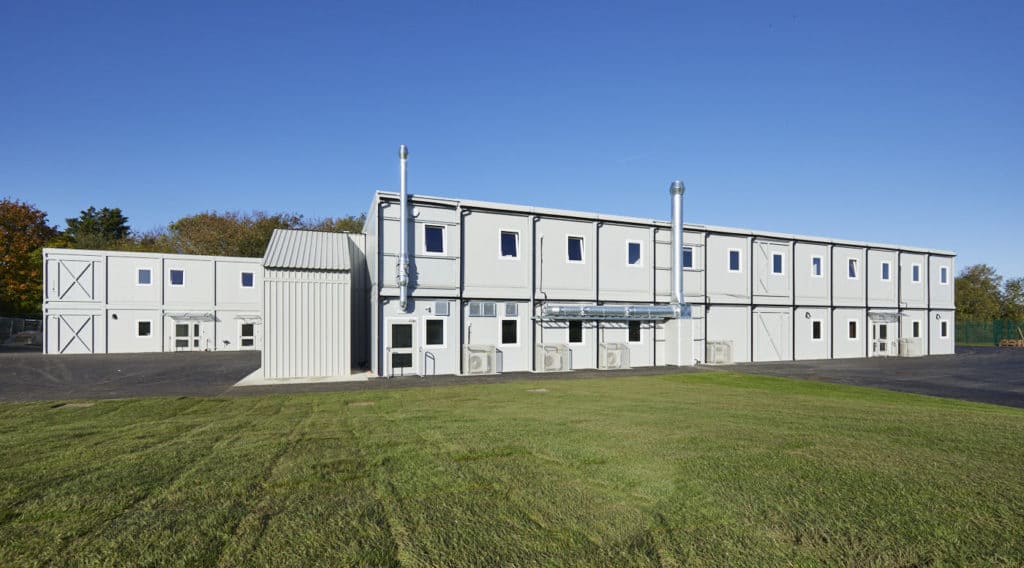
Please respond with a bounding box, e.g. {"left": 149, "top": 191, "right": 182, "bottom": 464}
{"left": 41, "top": 248, "right": 263, "bottom": 354}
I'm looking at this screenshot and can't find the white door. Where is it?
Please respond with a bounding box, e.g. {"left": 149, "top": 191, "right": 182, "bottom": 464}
{"left": 173, "top": 322, "right": 203, "bottom": 351}
{"left": 386, "top": 319, "right": 417, "bottom": 376}
{"left": 238, "top": 321, "right": 258, "bottom": 350}
{"left": 871, "top": 322, "right": 895, "bottom": 357}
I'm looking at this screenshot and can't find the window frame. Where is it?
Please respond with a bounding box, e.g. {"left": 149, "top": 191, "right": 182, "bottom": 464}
{"left": 626, "top": 241, "right": 642, "bottom": 267}
{"left": 727, "top": 248, "right": 742, "bottom": 273}
{"left": 628, "top": 321, "right": 642, "bottom": 343}
{"left": 169, "top": 269, "right": 185, "bottom": 287}
{"left": 880, "top": 261, "right": 891, "bottom": 282}
{"left": 499, "top": 230, "right": 520, "bottom": 259}
{"left": 811, "top": 319, "right": 823, "bottom": 341}
{"left": 136, "top": 320, "right": 153, "bottom": 338}
{"left": 847, "top": 319, "right": 859, "bottom": 340}
{"left": 940, "top": 266, "right": 949, "bottom": 285}
{"left": 136, "top": 268, "right": 153, "bottom": 286}
{"left": 912, "top": 321, "right": 921, "bottom": 338}
{"left": 940, "top": 320, "right": 949, "bottom": 338}
{"left": 771, "top": 252, "right": 784, "bottom": 276}
{"left": 500, "top": 318, "right": 519, "bottom": 346}
{"left": 423, "top": 224, "right": 446, "bottom": 255}
{"left": 811, "top": 256, "right": 823, "bottom": 278}
{"left": 239, "top": 321, "right": 256, "bottom": 348}
{"left": 847, "top": 258, "right": 859, "bottom": 280}
{"left": 423, "top": 317, "right": 446, "bottom": 348}
{"left": 566, "top": 235, "right": 585, "bottom": 263}
{"left": 682, "top": 246, "right": 694, "bottom": 269}
{"left": 912, "top": 263, "right": 921, "bottom": 283}
{"left": 568, "top": 320, "right": 584, "bottom": 344}
{"left": 240, "top": 271, "right": 255, "bottom": 288}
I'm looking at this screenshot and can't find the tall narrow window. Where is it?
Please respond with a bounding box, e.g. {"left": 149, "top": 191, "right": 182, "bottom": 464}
{"left": 500, "top": 231, "right": 519, "bottom": 258}
{"left": 811, "top": 320, "right": 822, "bottom": 340}
{"left": 940, "top": 266, "right": 949, "bottom": 284}
{"left": 848, "top": 259, "right": 859, "bottom": 279}
{"left": 241, "top": 272, "right": 254, "bottom": 288}
{"left": 913, "top": 321, "right": 921, "bottom": 338}
{"left": 567, "top": 237, "right": 584, "bottom": 262}
{"left": 682, "top": 247, "right": 693, "bottom": 268}
{"left": 628, "top": 321, "right": 641, "bottom": 343}
{"left": 811, "top": 256, "right": 822, "bottom": 277}
{"left": 424, "top": 225, "right": 445, "bottom": 254}
{"left": 568, "top": 321, "right": 583, "bottom": 343}
{"left": 627, "top": 242, "right": 641, "bottom": 266}
{"left": 501, "top": 320, "right": 518, "bottom": 344}
{"left": 881, "top": 262, "right": 891, "bottom": 281}
{"left": 772, "top": 253, "right": 784, "bottom": 275}
{"left": 137, "top": 268, "right": 152, "bottom": 286}
{"left": 940, "top": 321, "right": 949, "bottom": 337}
{"left": 912, "top": 264, "right": 921, "bottom": 283}
{"left": 728, "top": 249, "right": 741, "bottom": 272}
{"left": 425, "top": 319, "right": 445, "bottom": 346}
{"left": 169, "top": 269, "right": 184, "bottom": 286}
{"left": 848, "top": 320, "right": 858, "bottom": 339}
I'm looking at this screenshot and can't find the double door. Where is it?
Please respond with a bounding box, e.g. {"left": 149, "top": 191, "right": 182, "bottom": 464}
{"left": 871, "top": 322, "right": 896, "bottom": 357}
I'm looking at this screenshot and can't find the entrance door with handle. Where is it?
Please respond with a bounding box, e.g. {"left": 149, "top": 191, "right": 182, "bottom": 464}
{"left": 387, "top": 319, "right": 417, "bottom": 376}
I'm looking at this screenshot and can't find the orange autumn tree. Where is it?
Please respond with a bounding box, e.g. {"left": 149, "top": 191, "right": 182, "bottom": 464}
{"left": 0, "top": 198, "right": 57, "bottom": 315}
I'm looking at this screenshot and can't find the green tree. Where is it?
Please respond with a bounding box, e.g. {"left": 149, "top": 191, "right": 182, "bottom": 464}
{"left": 165, "top": 211, "right": 302, "bottom": 257}
{"left": 0, "top": 198, "right": 57, "bottom": 315}
{"left": 1001, "top": 277, "right": 1024, "bottom": 320}
{"left": 955, "top": 264, "right": 1003, "bottom": 321}
{"left": 65, "top": 206, "right": 131, "bottom": 249}
{"left": 306, "top": 214, "right": 367, "bottom": 233}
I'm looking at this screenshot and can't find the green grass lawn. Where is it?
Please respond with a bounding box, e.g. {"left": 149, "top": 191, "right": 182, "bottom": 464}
{"left": 2, "top": 372, "right": 1023, "bottom": 566}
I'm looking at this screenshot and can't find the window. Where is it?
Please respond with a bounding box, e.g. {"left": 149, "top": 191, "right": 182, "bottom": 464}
{"left": 848, "top": 320, "right": 858, "bottom": 339}
{"left": 504, "top": 303, "right": 518, "bottom": 317}
{"left": 500, "top": 231, "right": 519, "bottom": 258}
{"left": 568, "top": 321, "right": 583, "bottom": 343}
{"left": 501, "top": 319, "right": 518, "bottom": 344}
{"left": 241, "top": 272, "right": 254, "bottom": 288}
{"left": 627, "top": 242, "right": 641, "bottom": 266}
{"left": 772, "top": 253, "right": 784, "bottom": 275}
{"left": 424, "top": 225, "right": 445, "bottom": 254}
{"left": 940, "top": 321, "right": 949, "bottom": 338}
{"left": 940, "top": 266, "right": 949, "bottom": 285}
{"left": 169, "top": 269, "right": 184, "bottom": 286}
{"left": 137, "top": 321, "right": 152, "bottom": 337}
{"left": 728, "top": 249, "right": 741, "bottom": 272}
{"left": 468, "top": 301, "right": 497, "bottom": 317}
{"left": 137, "top": 268, "right": 152, "bottom": 286}
{"left": 848, "top": 259, "right": 859, "bottom": 279}
{"left": 811, "top": 256, "right": 823, "bottom": 277}
{"left": 881, "top": 262, "right": 891, "bottom": 281}
{"left": 174, "top": 323, "right": 189, "bottom": 348}
{"left": 811, "top": 320, "right": 822, "bottom": 340}
{"left": 391, "top": 324, "right": 413, "bottom": 349}
{"left": 628, "top": 321, "right": 641, "bottom": 343}
{"left": 682, "top": 247, "right": 693, "bottom": 268}
{"left": 912, "top": 264, "right": 921, "bottom": 283}
{"left": 240, "top": 323, "right": 255, "bottom": 347}
{"left": 425, "top": 319, "right": 445, "bottom": 346}
{"left": 567, "top": 236, "right": 584, "bottom": 262}
{"left": 913, "top": 321, "right": 920, "bottom": 338}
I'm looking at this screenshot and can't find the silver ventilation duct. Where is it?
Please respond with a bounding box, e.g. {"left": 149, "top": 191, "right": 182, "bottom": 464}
{"left": 670, "top": 180, "right": 685, "bottom": 306}
{"left": 397, "top": 144, "right": 410, "bottom": 311}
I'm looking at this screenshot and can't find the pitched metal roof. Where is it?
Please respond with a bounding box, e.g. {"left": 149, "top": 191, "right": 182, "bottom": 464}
{"left": 262, "top": 229, "right": 351, "bottom": 271}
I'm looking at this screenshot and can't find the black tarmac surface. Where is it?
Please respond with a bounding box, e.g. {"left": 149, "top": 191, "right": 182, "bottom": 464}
{"left": 1, "top": 347, "right": 1022, "bottom": 408}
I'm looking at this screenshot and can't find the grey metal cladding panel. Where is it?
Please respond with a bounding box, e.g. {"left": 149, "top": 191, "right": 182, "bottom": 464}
{"left": 705, "top": 234, "right": 750, "bottom": 303}
{"left": 833, "top": 308, "right": 866, "bottom": 358}
{"left": 899, "top": 252, "right": 928, "bottom": 308}
{"left": 264, "top": 274, "right": 350, "bottom": 378}
{"left": 794, "top": 306, "right": 830, "bottom": 360}
{"left": 752, "top": 306, "right": 793, "bottom": 362}
{"left": 535, "top": 218, "right": 596, "bottom": 300}
{"left": 598, "top": 224, "right": 652, "bottom": 302}
{"left": 163, "top": 258, "right": 215, "bottom": 307}
{"left": 106, "top": 255, "right": 161, "bottom": 306}
{"left": 379, "top": 207, "right": 460, "bottom": 293}
{"left": 706, "top": 305, "right": 751, "bottom": 362}
{"left": 794, "top": 242, "right": 830, "bottom": 305}
{"left": 832, "top": 246, "right": 866, "bottom": 306}
{"left": 462, "top": 211, "right": 532, "bottom": 299}
{"left": 752, "top": 239, "right": 792, "bottom": 305}
{"left": 867, "top": 249, "right": 898, "bottom": 307}
{"left": 262, "top": 229, "right": 352, "bottom": 271}
{"left": 44, "top": 253, "right": 104, "bottom": 304}
{"left": 929, "top": 256, "right": 955, "bottom": 309}
{"left": 929, "top": 310, "right": 955, "bottom": 354}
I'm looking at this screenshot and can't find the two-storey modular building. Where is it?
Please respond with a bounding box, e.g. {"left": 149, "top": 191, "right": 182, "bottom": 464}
{"left": 41, "top": 248, "right": 263, "bottom": 354}
{"left": 362, "top": 189, "right": 955, "bottom": 378}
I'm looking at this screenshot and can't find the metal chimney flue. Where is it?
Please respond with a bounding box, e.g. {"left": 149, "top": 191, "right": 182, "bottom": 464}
{"left": 397, "top": 145, "right": 410, "bottom": 311}
{"left": 670, "top": 180, "right": 686, "bottom": 306}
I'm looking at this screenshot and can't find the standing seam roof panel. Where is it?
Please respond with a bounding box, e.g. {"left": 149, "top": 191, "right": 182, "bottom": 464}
{"left": 262, "top": 229, "right": 352, "bottom": 271}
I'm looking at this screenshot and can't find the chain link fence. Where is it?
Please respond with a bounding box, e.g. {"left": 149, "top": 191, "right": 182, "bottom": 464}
{"left": 0, "top": 317, "right": 43, "bottom": 346}
{"left": 956, "top": 319, "right": 1024, "bottom": 347}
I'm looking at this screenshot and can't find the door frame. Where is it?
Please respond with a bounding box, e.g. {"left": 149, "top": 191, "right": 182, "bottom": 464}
{"left": 385, "top": 317, "right": 418, "bottom": 377}
{"left": 870, "top": 321, "right": 896, "bottom": 357}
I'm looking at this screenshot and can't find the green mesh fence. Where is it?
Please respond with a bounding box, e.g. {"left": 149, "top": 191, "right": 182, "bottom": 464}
{"left": 956, "top": 320, "right": 1024, "bottom": 346}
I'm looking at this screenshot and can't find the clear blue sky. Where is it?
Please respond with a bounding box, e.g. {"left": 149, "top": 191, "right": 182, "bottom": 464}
{"left": 2, "top": 1, "right": 1021, "bottom": 276}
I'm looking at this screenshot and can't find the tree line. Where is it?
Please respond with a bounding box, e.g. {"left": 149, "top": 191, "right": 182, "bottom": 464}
{"left": 955, "top": 264, "right": 1024, "bottom": 321}
{"left": 0, "top": 197, "right": 364, "bottom": 316}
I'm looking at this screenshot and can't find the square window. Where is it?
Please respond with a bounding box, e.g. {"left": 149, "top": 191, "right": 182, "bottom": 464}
{"left": 170, "top": 269, "right": 184, "bottom": 286}
{"left": 425, "top": 319, "right": 444, "bottom": 346}
{"left": 912, "top": 264, "right": 921, "bottom": 283}
{"left": 424, "top": 225, "right": 445, "bottom": 254}
{"left": 627, "top": 242, "right": 641, "bottom": 266}
{"left": 568, "top": 321, "right": 583, "bottom": 343}
{"left": 848, "top": 320, "right": 858, "bottom": 339}
{"left": 567, "top": 237, "right": 584, "bottom": 262}
{"left": 501, "top": 320, "right": 518, "bottom": 344}
{"left": 137, "top": 268, "right": 152, "bottom": 285}
{"left": 628, "top": 321, "right": 641, "bottom": 343}
{"left": 504, "top": 303, "right": 518, "bottom": 317}
{"left": 137, "top": 321, "right": 152, "bottom": 337}
{"left": 241, "top": 272, "right": 254, "bottom": 288}
{"left": 175, "top": 324, "right": 189, "bottom": 337}
{"left": 811, "top": 256, "right": 822, "bottom": 277}
{"left": 682, "top": 247, "right": 693, "bottom": 268}
{"left": 500, "top": 231, "right": 519, "bottom": 258}
{"left": 241, "top": 323, "right": 254, "bottom": 336}
{"left": 940, "top": 266, "right": 949, "bottom": 284}
{"left": 848, "top": 259, "right": 858, "bottom": 279}
{"left": 913, "top": 321, "right": 920, "bottom": 338}
{"left": 772, "top": 253, "right": 783, "bottom": 275}
{"left": 881, "top": 262, "right": 891, "bottom": 281}
{"left": 941, "top": 321, "right": 948, "bottom": 337}
{"left": 728, "top": 249, "right": 741, "bottom": 272}
{"left": 812, "top": 320, "right": 822, "bottom": 340}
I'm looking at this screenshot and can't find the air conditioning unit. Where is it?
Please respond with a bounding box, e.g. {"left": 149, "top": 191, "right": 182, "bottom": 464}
{"left": 706, "top": 341, "right": 733, "bottom": 364}
{"left": 899, "top": 338, "right": 921, "bottom": 357}
{"left": 537, "top": 344, "right": 570, "bottom": 372}
{"left": 463, "top": 345, "right": 497, "bottom": 375}
{"left": 599, "top": 342, "right": 631, "bottom": 370}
